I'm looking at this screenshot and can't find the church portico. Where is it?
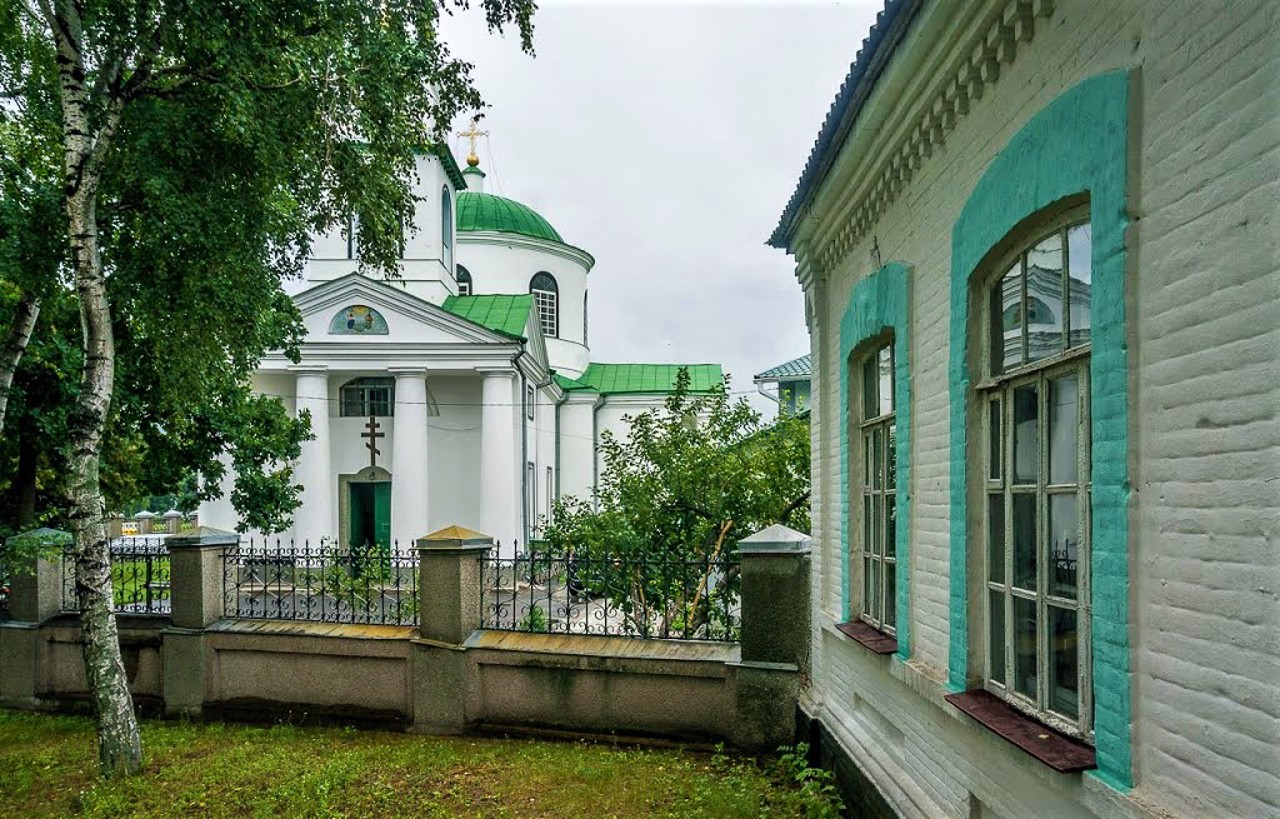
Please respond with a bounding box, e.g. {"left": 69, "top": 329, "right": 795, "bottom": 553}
{"left": 202, "top": 143, "right": 724, "bottom": 563}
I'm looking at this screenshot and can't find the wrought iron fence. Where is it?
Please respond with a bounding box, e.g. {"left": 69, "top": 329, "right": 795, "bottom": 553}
{"left": 481, "top": 546, "right": 740, "bottom": 642}
{"left": 60, "top": 537, "right": 172, "bottom": 615}
{"left": 222, "top": 540, "right": 419, "bottom": 626}
{"left": 0, "top": 542, "right": 10, "bottom": 617}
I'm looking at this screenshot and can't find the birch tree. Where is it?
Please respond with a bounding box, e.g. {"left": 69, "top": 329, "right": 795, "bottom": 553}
{"left": 1, "top": 0, "right": 535, "bottom": 776}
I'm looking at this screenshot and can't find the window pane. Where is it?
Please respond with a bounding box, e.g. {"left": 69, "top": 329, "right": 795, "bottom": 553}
{"left": 869, "top": 560, "right": 881, "bottom": 621}
{"left": 1048, "top": 606, "right": 1079, "bottom": 719}
{"left": 1013, "top": 493, "right": 1037, "bottom": 590}
{"left": 862, "top": 494, "right": 872, "bottom": 555}
{"left": 995, "top": 263, "right": 1024, "bottom": 372}
{"left": 1049, "top": 494, "right": 1080, "bottom": 599}
{"left": 1049, "top": 374, "right": 1079, "bottom": 484}
{"left": 886, "top": 423, "right": 897, "bottom": 488}
{"left": 1013, "top": 383, "right": 1039, "bottom": 484}
{"left": 863, "top": 557, "right": 872, "bottom": 616}
{"left": 1026, "top": 232, "right": 1064, "bottom": 362}
{"left": 878, "top": 345, "right": 894, "bottom": 416}
{"left": 1067, "top": 223, "right": 1092, "bottom": 347}
{"left": 884, "top": 562, "right": 896, "bottom": 629}
{"left": 885, "top": 493, "right": 896, "bottom": 557}
{"left": 862, "top": 434, "right": 870, "bottom": 485}
{"left": 872, "top": 427, "right": 883, "bottom": 489}
{"left": 988, "top": 398, "right": 1002, "bottom": 480}
{"left": 989, "top": 590, "right": 1006, "bottom": 686}
{"left": 988, "top": 494, "right": 1005, "bottom": 584}
{"left": 862, "top": 356, "right": 878, "bottom": 419}
{"left": 1013, "top": 596, "right": 1038, "bottom": 699}
{"left": 871, "top": 492, "right": 882, "bottom": 557}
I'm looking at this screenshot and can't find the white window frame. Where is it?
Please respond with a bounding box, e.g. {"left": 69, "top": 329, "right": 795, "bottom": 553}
{"left": 530, "top": 272, "right": 558, "bottom": 338}
{"left": 339, "top": 377, "right": 394, "bottom": 418}
{"left": 853, "top": 339, "right": 896, "bottom": 635}
{"left": 976, "top": 210, "right": 1093, "bottom": 740}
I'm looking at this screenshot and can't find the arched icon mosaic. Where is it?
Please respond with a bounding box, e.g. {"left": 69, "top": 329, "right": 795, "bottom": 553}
{"left": 329, "top": 304, "right": 389, "bottom": 335}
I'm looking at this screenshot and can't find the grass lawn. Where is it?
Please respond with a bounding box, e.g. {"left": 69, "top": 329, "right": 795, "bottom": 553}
{"left": 0, "top": 710, "right": 837, "bottom": 818}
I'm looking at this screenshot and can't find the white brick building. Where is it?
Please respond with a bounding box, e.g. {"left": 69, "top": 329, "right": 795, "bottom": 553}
{"left": 768, "top": 2, "right": 1278, "bottom": 817}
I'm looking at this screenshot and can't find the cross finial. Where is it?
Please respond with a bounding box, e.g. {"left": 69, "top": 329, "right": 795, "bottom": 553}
{"left": 362, "top": 416, "right": 385, "bottom": 468}
{"left": 457, "top": 117, "right": 488, "bottom": 167}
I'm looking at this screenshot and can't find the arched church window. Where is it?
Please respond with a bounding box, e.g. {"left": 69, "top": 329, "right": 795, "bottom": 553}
{"left": 441, "top": 187, "right": 454, "bottom": 271}
{"left": 340, "top": 377, "right": 395, "bottom": 417}
{"left": 530, "top": 272, "right": 558, "bottom": 338}
{"left": 457, "top": 266, "right": 473, "bottom": 296}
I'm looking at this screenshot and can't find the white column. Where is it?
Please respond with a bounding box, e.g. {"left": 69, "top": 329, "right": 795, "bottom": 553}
{"left": 391, "top": 369, "right": 430, "bottom": 552}
{"left": 293, "top": 368, "right": 332, "bottom": 548}
{"left": 480, "top": 369, "right": 520, "bottom": 555}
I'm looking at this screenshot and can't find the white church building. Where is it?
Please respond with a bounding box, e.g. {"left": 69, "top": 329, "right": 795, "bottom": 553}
{"left": 201, "top": 141, "right": 723, "bottom": 554}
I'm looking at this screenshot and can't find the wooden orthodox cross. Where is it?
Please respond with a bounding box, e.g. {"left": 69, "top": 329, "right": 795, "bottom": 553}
{"left": 362, "top": 416, "right": 384, "bottom": 468}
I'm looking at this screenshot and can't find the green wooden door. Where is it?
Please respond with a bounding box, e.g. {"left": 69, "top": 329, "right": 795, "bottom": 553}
{"left": 349, "top": 483, "right": 370, "bottom": 550}
{"left": 373, "top": 481, "right": 391, "bottom": 552}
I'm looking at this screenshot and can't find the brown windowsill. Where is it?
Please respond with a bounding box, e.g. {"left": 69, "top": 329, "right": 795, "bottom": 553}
{"left": 835, "top": 621, "right": 898, "bottom": 654}
{"left": 944, "top": 690, "right": 1096, "bottom": 773}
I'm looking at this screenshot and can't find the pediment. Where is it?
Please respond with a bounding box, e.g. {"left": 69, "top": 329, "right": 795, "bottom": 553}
{"left": 294, "top": 274, "right": 509, "bottom": 345}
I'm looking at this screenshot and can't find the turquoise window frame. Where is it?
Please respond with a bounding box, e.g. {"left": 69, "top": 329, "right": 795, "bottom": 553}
{"left": 839, "top": 261, "right": 912, "bottom": 660}
{"left": 947, "top": 72, "right": 1132, "bottom": 789}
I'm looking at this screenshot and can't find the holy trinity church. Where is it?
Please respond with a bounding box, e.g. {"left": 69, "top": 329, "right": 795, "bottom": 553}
{"left": 200, "top": 130, "right": 722, "bottom": 554}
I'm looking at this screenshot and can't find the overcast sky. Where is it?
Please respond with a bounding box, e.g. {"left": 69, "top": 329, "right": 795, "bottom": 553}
{"left": 439, "top": 1, "right": 879, "bottom": 409}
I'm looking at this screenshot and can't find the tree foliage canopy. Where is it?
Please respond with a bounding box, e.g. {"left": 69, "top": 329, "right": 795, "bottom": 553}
{"left": 0, "top": 0, "right": 536, "bottom": 533}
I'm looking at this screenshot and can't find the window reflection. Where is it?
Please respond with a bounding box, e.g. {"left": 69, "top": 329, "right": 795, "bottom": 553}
{"left": 1067, "top": 224, "right": 1092, "bottom": 346}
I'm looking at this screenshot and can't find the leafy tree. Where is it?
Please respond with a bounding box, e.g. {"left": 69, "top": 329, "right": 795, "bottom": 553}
{"left": 0, "top": 0, "right": 535, "bottom": 776}
{"left": 541, "top": 369, "right": 810, "bottom": 638}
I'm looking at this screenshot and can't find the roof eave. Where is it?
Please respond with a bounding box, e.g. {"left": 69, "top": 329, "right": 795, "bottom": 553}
{"left": 766, "top": 0, "right": 923, "bottom": 251}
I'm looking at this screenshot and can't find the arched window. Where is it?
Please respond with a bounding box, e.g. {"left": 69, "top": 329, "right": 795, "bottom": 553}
{"left": 855, "top": 338, "right": 897, "bottom": 635}
{"left": 441, "top": 187, "right": 454, "bottom": 271}
{"left": 979, "top": 209, "right": 1092, "bottom": 737}
{"left": 340, "top": 377, "right": 395, "bottom": 417}
{"left": 530, "top": 272, "right": 558, "bottom": 338}
{"left": 456, "top": 265, "right": 473, "bottom": 296}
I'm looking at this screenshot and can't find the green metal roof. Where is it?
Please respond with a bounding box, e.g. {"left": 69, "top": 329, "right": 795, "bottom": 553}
{"left": 754, "top": 353, "right": 812, "bottom": 382}
{"left": 559, "top": 363, "right": 724, "bottom": 396}
{"left": 441, "top": 294, "right": 532, "bottom": 340}
{"left": 456, "top": 191, "right": 564, "bottom": 243}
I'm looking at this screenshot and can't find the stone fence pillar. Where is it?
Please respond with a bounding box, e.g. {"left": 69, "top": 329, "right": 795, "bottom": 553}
{"left": 163, "top": 526, "right": 239, "bottom": 716}
{"left": 5, "top": 528, "right": 71, "bottom": 624}
{"left": 729, "top": 524, "right": 812, "bottom": 752}
{"left": 412, "top": 525, "right": 493, "bottom": 733}
{"left": 0, "top": 528, "right": 71, "bottom": 705}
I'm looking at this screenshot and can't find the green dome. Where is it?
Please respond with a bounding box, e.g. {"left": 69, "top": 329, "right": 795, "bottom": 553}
{"left": 456, "top": 191, "right": 563, "bottom": 243}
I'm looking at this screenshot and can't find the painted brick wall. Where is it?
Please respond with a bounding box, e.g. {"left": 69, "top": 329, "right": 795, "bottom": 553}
{"left": 1131, "top": 3, "right": 1280, "bottom": 816}
{"left": 801, "top": 1, "right": 1278, "bottom": 817}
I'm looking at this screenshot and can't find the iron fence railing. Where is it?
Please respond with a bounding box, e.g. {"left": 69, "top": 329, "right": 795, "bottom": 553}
{"left": 0, "top": 543, "right": 10, "bottom": 617}
{"left": 61, "top": 538, "right": 171, "bottom": 616}
{"left": 222, "top": 540, "right": 418, "bottom": 626}
{"left": 481, "top": 547, "right": 740, "bottom": 642}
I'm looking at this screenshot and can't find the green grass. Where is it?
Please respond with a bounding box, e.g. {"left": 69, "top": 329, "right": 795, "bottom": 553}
{"left": 0, "top": 710, "right": 832, "bottom": 818}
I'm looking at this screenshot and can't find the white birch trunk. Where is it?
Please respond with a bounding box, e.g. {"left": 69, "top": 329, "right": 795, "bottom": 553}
{"left": 46, "top": 0, "right": 143, "bottom": 777}
{"left": 0, "top": 293, "right": 40, "bottom": 435}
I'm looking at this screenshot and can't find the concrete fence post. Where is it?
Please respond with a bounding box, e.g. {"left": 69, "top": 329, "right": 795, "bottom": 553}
{"left": 729, "top": 523, "right": 812, "bottom": 752}
{"left": 162, "top": 526, "right": 238, "bottom": 716}
{"left": 0, "top": 528, "right": 71, "bottom": 705}
{"left": 412, "top": 525, "right": 493, "bottom": 733}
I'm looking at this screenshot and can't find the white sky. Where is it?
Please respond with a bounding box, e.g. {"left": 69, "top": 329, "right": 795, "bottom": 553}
{"left": 439, "top": 1, "right": 880, "bottom": 408}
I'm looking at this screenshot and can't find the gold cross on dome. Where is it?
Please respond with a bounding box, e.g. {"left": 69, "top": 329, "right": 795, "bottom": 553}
{"left": 457, "top": 118, "right": 488, "bottom": 167}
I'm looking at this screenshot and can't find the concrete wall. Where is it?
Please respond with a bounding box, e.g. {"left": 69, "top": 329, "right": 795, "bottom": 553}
{"left": 796, "top": 1, "right": 1279, "bottom": 817}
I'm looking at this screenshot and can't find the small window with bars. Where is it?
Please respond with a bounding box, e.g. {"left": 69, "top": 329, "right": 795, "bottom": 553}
{"left": 339, "top": 377, "right": 395, "bottom": 417}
